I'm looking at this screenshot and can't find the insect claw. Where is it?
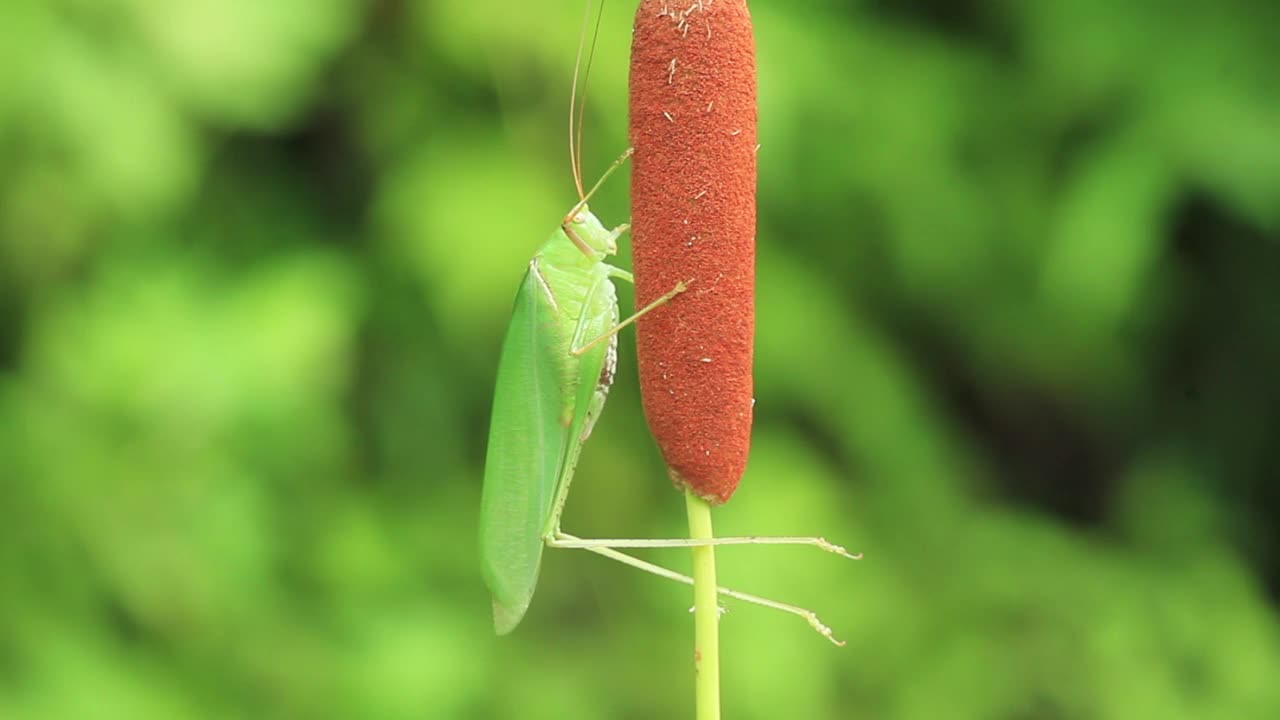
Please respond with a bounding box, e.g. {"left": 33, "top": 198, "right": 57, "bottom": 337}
{"left": 808, "top": 613, "right": 847, "bottom": 647}
{"left": 817, "top": 538, "right": 864, "bottom": 560}
{"left": 797, "top": 536, "right": 864, "bottom": 560}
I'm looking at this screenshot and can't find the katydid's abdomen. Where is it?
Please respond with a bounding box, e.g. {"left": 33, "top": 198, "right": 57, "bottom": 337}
{"left": 480, "top": 209, "right": 621, "bottom": 635}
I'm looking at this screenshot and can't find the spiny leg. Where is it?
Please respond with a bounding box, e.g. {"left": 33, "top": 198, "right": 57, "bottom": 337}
{"left": 557, "top": 532, "right": 846, "bottom": 646}
{"left": 572, "top": 279, "right": 691, "bottom": 356}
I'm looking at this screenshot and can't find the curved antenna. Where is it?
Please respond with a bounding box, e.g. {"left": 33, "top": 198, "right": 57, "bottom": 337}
{"left": 568, "top": 0, "right": 606, "bottom": 202}
{"left": 577, "top": 2, "right": 606, "bottom": 198}
{"left": 568, "top": 1, "right": 593, "bottom": 200}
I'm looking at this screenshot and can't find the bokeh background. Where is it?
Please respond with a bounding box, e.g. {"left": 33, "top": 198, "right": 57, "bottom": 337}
{"left": 3, "top": 0, "right": 1280, "bottom": 718}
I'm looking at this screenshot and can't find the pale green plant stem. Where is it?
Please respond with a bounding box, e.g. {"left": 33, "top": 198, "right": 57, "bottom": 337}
{"left": 686, "top": 492, "right": 721, "bottom": 720}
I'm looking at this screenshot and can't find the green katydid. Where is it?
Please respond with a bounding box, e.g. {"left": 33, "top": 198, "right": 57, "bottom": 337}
{"left": 477, "top": 0, "right": 858, "bottom": 643}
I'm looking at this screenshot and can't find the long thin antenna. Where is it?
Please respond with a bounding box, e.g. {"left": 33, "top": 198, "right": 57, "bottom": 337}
{"left": 568, "top": 0, "right": 595, "bottom": 201}
{"left": 576, "top": 1, "right": 606, "bottom": 198}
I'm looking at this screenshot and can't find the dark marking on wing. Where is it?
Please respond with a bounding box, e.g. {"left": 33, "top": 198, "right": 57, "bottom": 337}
{"left": 599, "top": 335, "right": 618, "bottom": 389}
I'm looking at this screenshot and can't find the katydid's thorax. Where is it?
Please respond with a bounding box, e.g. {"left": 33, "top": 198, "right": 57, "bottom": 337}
{"left": 530, "top": 207, "right": 622, "bottom": 434}
{"left": 532, "top": 252, "right": 616, "bottom": 334}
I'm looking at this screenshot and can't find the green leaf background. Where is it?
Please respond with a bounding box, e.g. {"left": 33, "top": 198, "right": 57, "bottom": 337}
{"left": 2, "top": 0, "right": 1279, "bottom": 718}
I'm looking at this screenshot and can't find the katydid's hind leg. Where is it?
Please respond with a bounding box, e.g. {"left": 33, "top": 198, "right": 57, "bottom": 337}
{"left": 571, "top": 278, "right": 691, "bottom": 356}
{"left": 556, "top": 533, "right": 846, "bottom": 645}
{"left": 549, "top": 533, "right": 862, "bottom": 560}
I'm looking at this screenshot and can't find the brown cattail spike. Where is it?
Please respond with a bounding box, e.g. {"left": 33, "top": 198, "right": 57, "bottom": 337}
{"left": 630, "top": 0, "right": 757, "bottom": 504}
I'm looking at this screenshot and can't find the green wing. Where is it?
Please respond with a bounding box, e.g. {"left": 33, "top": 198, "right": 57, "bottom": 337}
{"left": 479, "top": 264, "right": 572, "bottom": 634}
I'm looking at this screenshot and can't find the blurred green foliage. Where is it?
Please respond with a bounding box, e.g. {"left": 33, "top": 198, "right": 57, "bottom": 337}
{"left": 3, "top": 0, "right": 1279, "bottom": 718}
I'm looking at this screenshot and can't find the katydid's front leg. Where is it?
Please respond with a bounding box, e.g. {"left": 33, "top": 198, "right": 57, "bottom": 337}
{"left": 562, "top": 151, "right": 633, "bottom": 255}
{"left": 572, "top": 271, "right": 690, "bottom": 357}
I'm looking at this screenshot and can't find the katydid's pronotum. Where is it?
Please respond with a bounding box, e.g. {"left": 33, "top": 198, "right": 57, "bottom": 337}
{"left": 477, "top": 0, "right": 859, "bottom": 643}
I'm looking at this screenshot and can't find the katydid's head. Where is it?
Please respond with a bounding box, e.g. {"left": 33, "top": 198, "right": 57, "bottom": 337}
{"left": 565, "top": 203, "right": 620, "bottom": 258}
